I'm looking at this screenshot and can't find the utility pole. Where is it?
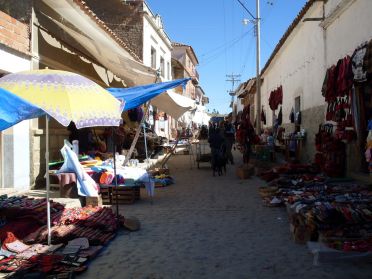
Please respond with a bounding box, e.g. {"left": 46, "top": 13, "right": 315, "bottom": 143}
{"left": 240, "top": 0, "right": 261, "bottom": 133}
{"left": 226, "top": 73, "right": 241, "bottom": 91}
{"left": 226, "top": 73, "right": 241, "bottom": 117}
{"left": 255, "top": 0, "right": 261, "bottom": 134}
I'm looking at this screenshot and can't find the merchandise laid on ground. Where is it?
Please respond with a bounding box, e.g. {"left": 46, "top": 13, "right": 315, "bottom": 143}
{"left": 257, "top": 163, "right": 372, "bottom": 264}
{"left": 0, "top": 195, "right": 122, "bottom": 277}
{"left": 148, "top": 168, "right": 174, "bottom": 188}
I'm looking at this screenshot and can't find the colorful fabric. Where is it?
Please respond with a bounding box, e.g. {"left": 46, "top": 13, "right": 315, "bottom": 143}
{"left": 269, "top": 86, "right": 283, "bottom": 111}
{"left": 352, "top": 43, "right": 368, "bottom": 82}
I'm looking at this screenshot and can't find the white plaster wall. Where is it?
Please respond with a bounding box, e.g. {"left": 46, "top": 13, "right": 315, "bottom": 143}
{"left": 261, "top": 3, "right": 325, "bottom": 127}
{"left": 259, "top": 0, "right": 372, "bottom": 164}
{"left": 143, "top": 16, "right": 173, "bottom": 138}
{"left": 325, "top": 0, "right": 372, "bottom": 66}
{"left": 143, "top": 17, "right": 172, "bottom": 82}
{"left": 0, "top": 49, "right": 31, "bottom": 190}
{"left": 261, "top": 0, "right": 372, "bottom": 128}
{"left": 0, "top": 49, "right": 30, "bottom": 73}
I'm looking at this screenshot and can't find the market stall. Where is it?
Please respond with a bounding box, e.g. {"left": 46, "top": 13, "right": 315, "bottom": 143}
{"left": 0, "top": 69, "right": 124, "bottom": 246}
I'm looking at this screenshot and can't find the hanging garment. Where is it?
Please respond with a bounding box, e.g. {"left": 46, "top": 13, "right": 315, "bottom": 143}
{"left": 128, "top": 106, "right": 144, "bottom": 122}
{"left": 352, "top": 43, "right": 368, "bottom": 82}
{"left": 261, "top": 108, "right": 266, "bottom": 125}
{"left": 321, "top": 68, "right": 329, "bottom": 98}
{"left": 277, "top": 106, "right": 283, "bottom": 125}
{"left": 128, "top": 108, "right": 138, "bottom": 122}
{"left": 363, "top": 39, "right": 372, "bottom": 80}
{"left": 136, "top": 106, "right": 144, "bottom": 121}
{"left": 289, "top": 107, "right": 295, "bottom": 123}
{"left": 336, "top": 56, "right": 353, "bottom": 97}
{"left": 269, "top": 86, "right": 283, "bottom": 111}
{"left": 269, "top": 89, "right": 276, "bottom": 110}
{"left": 325, "top": 65, "right": 337, "bottom": 102}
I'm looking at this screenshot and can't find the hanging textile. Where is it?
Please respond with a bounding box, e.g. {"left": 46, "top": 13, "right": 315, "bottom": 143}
{"left": 289, "top": 107, "right": 295, "bottom": 123}
{"left": 351, "top": 43, "right": 368, "bottom": 83}
{"left": 364, "top": 39, "right": 372, "bottom": 80}
{"left": 268, "top": 86, "right": 283, "bottom": 111}
{"left": 277, "top": 106, "right": 283, "bottom": 125}
{"left": 261, "top": 108, "right": 266, "bottom": 125}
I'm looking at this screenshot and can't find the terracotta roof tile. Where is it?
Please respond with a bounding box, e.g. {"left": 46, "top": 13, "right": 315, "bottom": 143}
{"left": 73, "top": 0, "right": 142, "bottom": 62}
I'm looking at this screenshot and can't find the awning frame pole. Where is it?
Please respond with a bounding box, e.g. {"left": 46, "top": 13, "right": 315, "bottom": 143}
{"left": 122, "top": 102, "right": 151, "bottom": 167}
{"left": 122, "top": 73, "right": 159, "bottom": 167}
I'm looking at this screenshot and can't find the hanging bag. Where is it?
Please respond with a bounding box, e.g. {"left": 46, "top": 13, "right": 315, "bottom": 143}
{"left": 261, "top": 108, "right": 266, "bottom": 125}
{"left": 278, "top": 106, "right": 283, "bottom": 125}
{"left": 290, "top": 107, "right": 295, "bottom": 123}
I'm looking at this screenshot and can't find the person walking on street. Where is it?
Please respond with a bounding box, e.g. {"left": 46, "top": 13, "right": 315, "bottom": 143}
{"left": 224, "top": 119, "right": 235, "bottom": 164}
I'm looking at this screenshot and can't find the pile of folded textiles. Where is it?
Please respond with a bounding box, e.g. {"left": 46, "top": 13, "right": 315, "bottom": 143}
{"left": 0, "top": 195, "right": 65, "bottom": 224}
{"left": 0, "top": 196, "right": 123, "bottom": 277}
{"left": 153, "top": 174, "right": 174, "bottom": 187}
{"left": 258, "top": 163, "right": 320, "bottom": 182}
{"left": 26, "top": 206, "right": 119, "bottom": 246}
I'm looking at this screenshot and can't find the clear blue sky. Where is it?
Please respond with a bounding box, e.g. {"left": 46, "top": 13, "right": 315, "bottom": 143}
{"left": 146, "top": 0, "right": 307, "bottom": 114}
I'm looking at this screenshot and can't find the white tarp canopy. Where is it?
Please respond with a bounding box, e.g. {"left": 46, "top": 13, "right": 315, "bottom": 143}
{"left": 40, "top": 0, "right": 156, "bottom": 87}
{"left": 192, "top": 105, "right": 210, "bottom": 125}
{"left": 178, "top": 111, "right": 193, "bottom": 127}
{"left": 151, "top": 90, "right": 196, "bottom": 119}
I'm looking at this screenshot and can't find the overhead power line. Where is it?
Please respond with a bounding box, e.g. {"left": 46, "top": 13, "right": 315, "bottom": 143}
{"left": 236, "top": 0, "right": 255, "bottom": 20}
{"left": 198, "top": 29, "right": 252, "bottom": 67}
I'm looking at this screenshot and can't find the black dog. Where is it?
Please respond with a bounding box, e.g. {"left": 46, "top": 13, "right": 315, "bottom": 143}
{"left": 211, "top": 145, "right": 227, "bottom": 176}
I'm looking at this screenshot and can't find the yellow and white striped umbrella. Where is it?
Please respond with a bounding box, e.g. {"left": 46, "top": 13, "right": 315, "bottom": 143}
{"left": 0, "top": 69, "right": 123, "bottom": 128}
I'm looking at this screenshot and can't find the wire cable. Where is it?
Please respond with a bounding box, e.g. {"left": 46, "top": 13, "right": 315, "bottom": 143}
{"left": 236, "top": 0, "right": 255, "bottom": 20}
{"left": 199, "top": 29, "right": 252, "bottom": 67}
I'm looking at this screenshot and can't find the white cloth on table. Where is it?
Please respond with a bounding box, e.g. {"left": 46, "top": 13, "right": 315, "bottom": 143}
{"left": 57, "top": 142, "right": 99, "bottom": 197}
{"left": 118, "top": 167, "right": 155, "bottom": 197}
{"left": 93, "top": 165, "right": 155, "bottom": 197}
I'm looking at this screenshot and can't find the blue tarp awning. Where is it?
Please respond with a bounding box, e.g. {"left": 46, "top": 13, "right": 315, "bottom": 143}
{"left": 107, "top": 78, "right": 191, "bottom": 111}
{"left": 0, "top": 87, "right": 45, "bottom": 131}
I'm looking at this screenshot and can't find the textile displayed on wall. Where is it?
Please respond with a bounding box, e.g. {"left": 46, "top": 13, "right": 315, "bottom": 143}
{"left": 261, "top": 108, "right": 266, "bottom": 125}
{"left": 277, "top": 106, "right": 283, "bottom": 125}
{"left": 352, "top": 43, "right": 368, "bottom": 83}
{"left": 268, "top": 86, "right": 283, "bottom": 111}
{"left": 289, "top": 107, "right": 295, "bottom": 123}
